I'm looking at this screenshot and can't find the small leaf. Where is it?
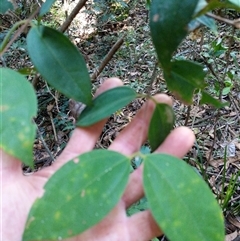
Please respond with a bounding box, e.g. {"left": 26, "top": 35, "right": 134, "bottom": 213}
{"left": 23, "top": 150, "right": 130, "bottom": 241}
{"left": 150, "top": 0, "right": 199, "bottom": 69}
{"left": 27, "top": 25, "right": 92, "bottom": 105}
{"left": 164, "top": 60, "right": 206, "bottom": 104}
{"left": 76, "top": 86, "right": 137, "bottom": 126}
{"left": 196, "top": 15, "right": 217, "bottom": 34}
{"left": 143, "top": 153, "right": 225, "bottom": 241}
{"left": 0, "top": 0, "right": 13, "bottom": 13}
{"left": 200, "top": 91, "right": 227, "bottom": 108}
{"left": 0, "top": 68, "right": 37, "bottom": 167}
{"left": 148, "top": 103, "right": 174, "bottom": 151}
{"left": 39, "top": 0, "right": 57, "bottom": 16}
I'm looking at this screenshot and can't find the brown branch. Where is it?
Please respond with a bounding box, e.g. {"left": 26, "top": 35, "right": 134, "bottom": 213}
{"left": 0, "top": 7, "right": 40, "bottom": 57}
{"left": 59, "top": 0, "right": 88, "bottom": 33}
{"left": 206, "top": 12, "right": 240, "bottom": 29}
{"left": 91, "top": 35, "right": 126, "bottom": 81}
{"left": 146, "top": 60, "right": 159, "bottom": 94}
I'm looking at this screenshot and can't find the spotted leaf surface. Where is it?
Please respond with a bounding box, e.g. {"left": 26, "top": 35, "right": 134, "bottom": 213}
{"left": 143, "top": 153, "right": 225, "bottom": 241}
{"left": 23, "top": 150, "right": 130, "bottom": 241}
{"left": 0, "top": 68, "right": 37, "bottom": 167}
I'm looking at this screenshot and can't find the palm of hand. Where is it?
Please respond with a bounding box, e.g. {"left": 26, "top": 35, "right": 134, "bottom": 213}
{"left": 2, "top": 79, "right": 195, "bottom": 241}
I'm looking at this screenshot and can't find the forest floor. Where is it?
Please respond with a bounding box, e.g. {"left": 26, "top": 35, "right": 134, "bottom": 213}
{"left": 1, "top": 0, "right": 240, "bottom": 240}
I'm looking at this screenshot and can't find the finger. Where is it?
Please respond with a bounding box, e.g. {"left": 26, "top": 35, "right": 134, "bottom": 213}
{"left": 122, "top": 127, "right": 195, "bottom": 208}
{"left": 40, "top": 78, "right": 123, "bottom": 174}
{"left": 109, "top": 94, "right": 173, "bottom": 155}
{"left": 127, "top": 210, "right": 163, "bottom": 240}
{"left": 1, "top": 149, "right": 23, "bottom": 180}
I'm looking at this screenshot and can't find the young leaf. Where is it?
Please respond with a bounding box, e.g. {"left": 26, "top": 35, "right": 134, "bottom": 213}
{"left": 27, "top": 25, "right": 92, "bottom": 105}
{"left": 164, "top": 60, "right": 206, "bottom": 104}
{"left": 150, "top": 0, "right": 199, "bottom": 69}
{"left": 0, "top": 0, "right": 13, "bottom": 13}
{"left": 76, "top": 86, "right": 137, "bottom": 126}
{"left": 148, "top": 103, "right": 174, "bottom": 151}
{"left": 23, "top": 150, "right": 130, "bottom": 241}
{"left": 39, "top": 0, "right": 57, "bottom": 16}
{"left": 143, "top": 153, "right": 225, "bottom": 241}
{"left": 0, "top": 68, "right": 37, "bottom": 167}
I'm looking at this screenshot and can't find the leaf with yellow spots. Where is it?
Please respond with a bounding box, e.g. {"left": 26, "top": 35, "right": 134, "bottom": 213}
{"left": 0, "top": 68, "right": 37, "bottom": 167}
{"left": 143, "top": 153, "right": 225, "bottom": 241}
{"left": 23, "top": 149, "right": 130, "bottom": 241}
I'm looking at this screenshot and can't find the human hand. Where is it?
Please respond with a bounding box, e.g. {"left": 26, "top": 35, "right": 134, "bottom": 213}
{"left": 2, "top": 78, "right": 195, "bottom": 241}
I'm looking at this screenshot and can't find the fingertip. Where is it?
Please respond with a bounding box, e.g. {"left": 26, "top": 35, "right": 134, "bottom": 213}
{"left": 155, "top": 126, "right": 195, "bottom": 157}
{"left": 95, "top": 78, "right": 123, "bottom": 97}
{"left": 152, "top": 93, "right": 173, "bottom": 106}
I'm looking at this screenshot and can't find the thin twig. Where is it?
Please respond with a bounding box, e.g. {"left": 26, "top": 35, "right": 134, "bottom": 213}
{"left": 206, "top": 12, "right": 240, "bottom": 29}
{"left": 91, "top": 35, "right": 126, "bottom": 81}
{"left": 0, "top": 7, "right": 40, "bottom": 57}
{"left": 146, "top": 60, "right": 159, "bottom": 94}
{"left": 35, "top": 122, "right": 55, "bottom": 162}
{"left": 59, "top": 0, "right": 88, "bottom": 33}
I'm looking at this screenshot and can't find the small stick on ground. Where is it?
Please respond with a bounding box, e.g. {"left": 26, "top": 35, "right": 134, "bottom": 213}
{"left": 35, "top": 122, "right": 55, "bottom": 162}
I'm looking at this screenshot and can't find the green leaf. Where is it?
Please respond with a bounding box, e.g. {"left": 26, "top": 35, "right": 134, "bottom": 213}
{"left": 23, "top": 150, "right": 130, "bottom": 241}
{"left": 0, "top": 0, "right": 13, "bottom": 13}
{"left": 0, "top": 68, "right": 37, "bottom": 167}
{"left": 164, "top": 60, "right": 206, "bottom": 104}
{"left": 76, "top": 86, "right": 137, "bottom": 126}
{"left": 196, "top": 15, "right": 217, "bottom": 34}
{"left": 150, "top": 0, "right": 199, "bottom": 69}
{"left": 39, "top": 0, "right": 57, "bottom": 16}
{"left": 200, "top": 91, "right": 227, "bottom": 108}
{"left": 27, "top": 25, "right": 92, "bottom": 105}
{"left": 143, "top": 153, "right": 225, "bottom": 241}
{"left": 148, "top": 103, "right": 174, "bottom": 151}
{"left": 228, "top": 0, "right": 240, "bottom": 7}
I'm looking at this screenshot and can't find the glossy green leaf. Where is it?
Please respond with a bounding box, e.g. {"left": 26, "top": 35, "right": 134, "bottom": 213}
{"left": 143, "top": 153, "right": 225, "bottom": 241}
{"left": 0, "top": 0, "right": 13, "bottom": 13}
{"left": 148, "top": 103, "right": 174, "bottom": 151}
{"left": 27, "top": 25, "right": 92, "bottom": 105}
{"left": 23, "top": 150, "right": 130, "bottom": 241}
{"left": 0, "top": 68, "right": 37, "bottom": 167}
{"left": 164, "top": 60, "right": 206, "bottom": 104}
{"left": 76, "top": 86, "right": 137, "bottom": 126}
{"left": 150, "top": 0, "right": 199, "bottom": 69}
{"left": 39, "top": 0, "right": 57, "bottom": 16}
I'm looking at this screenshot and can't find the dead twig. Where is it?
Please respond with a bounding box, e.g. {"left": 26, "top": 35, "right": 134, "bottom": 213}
{"left": 35, "top": 122, "right": 55, "bottom": 162}
{"left": 206, "top": 12, "right": 240, "bottom": 29}
{"left": 0, "top": 7, "right": 40, "bottom": 57}
{"left": 59, "top": 0, "right": 88, "bottom": 33}
{"left": 91, "top": 35, "right": 126, "bottom": 81}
